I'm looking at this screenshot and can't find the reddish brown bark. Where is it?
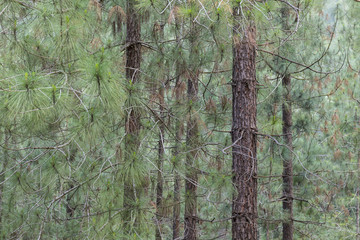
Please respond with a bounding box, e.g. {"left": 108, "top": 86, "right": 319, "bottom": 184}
{"left": 123, "top": 0, "right": 142, "bottom": 233}
{"left": 125, "top": 1, "right": 141, "bottom": 84}
{"left": 231, "top": 3, "right": 258, "bottom": 240}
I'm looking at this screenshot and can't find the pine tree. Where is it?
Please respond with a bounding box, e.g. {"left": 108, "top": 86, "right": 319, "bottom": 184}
{"left": 184, "top": 4, "right": 200, "bottom": 239}
{"left": 123, "top": 0, "right": 143, "bottom": 234}
{"left": 231, "top": 1, "right": 258, "bottom": 239}
{"left": 172, "top": 6, "right": 183, "bottom": 239}
{"left": 155, "top": 19, "right": 166, "bottom": 240}
{"left": 280, "top": 5, "right": 294, "bottom": 240}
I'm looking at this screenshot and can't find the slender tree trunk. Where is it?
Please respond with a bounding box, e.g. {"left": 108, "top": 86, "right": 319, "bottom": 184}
{"left": 173, "top": 163, "right": 181, "bottom": 240}
{"left": 173, "top": 11, "right": 183, "bottom": 240}
{"left": 66, "top": 148, "right": 77, "bottom": 225}
{"left": 173, "top": 71, "right": 182, "bottom": 240}
{"left": 232, "top": 2, "right": 258, "bottom": 239}
{"left": 173, "top": 106, "right": 182, "bottom": 240}
{"left": 357, "top": 149, "right": 360, "bottom": 240}
{"left": 0, "top": 129, "right": 9, "bottom": 238}
{"left": 282, "top": 74, "right": 294, "bottom": 239}
{"left": 123, "top": 0, "right": 142, "bottom": 234}
{"left": 184, "top": 18, "right": 199, "bottom": 240}
{"left": 184, "top": 80, "right": 199, "bottom": 240}
{"left": 155, "top": 86, "right": 165, "bottom": 240}
{"left": 281, "top": 6, "right": 294, "bottom": 240}
{"left": 154, "top": 20, "right": 166, "bottom": 240}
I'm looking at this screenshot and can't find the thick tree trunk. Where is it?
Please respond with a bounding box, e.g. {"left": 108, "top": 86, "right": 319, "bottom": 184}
{"left": 232, "top": 3, "right": 258, "bottom": 240}
{"left": 125, "top": 0, "right": 141, "bottom": 84}
{"left": 281, "top": 6, "right": 294, "bottom": 240}
{"left": 123, "top": 0, "right": 141, "bottom": 234}
{"left": 184, "top": 19, "right": 199, "bottom": 240}
{"left": 282, "top": 74, "right": 294, "bottom": 240}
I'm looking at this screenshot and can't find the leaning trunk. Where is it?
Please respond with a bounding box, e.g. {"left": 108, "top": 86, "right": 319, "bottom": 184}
{"left": 231, "top": 2, "right": 258, "bottom": 239}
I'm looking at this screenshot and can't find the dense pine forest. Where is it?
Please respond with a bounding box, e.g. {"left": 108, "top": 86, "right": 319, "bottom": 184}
{"left": 0, "top": 0, "right": 359, "bottom": 239}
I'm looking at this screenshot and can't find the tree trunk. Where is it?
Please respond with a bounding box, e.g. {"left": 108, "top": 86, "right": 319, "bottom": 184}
{"left": 232, "top": 3, "right": 258, "bottom": 240}
{"left": 155, "top": 86, "right": 165, "bottom": 240}
{"left": 0, "top": 129, "right": 9, "bottom": 238}
{"left": 173, "top": 11, "right": 183, "bottom": 240}
{"left": 282, "top": 74, "right": 294, "bottom": 240}
{"left": 281, "top": 6, "right": 294, "bottom": 240}
{"left": 184, "top": 19, "right": 199, "bottom": 240}
{"left": 173, "top": 64, "right": 182, "bottom": 240}
{"left": 173, "top": 167, "right": 181, "bottom": 240}
{"left": 357, "top": 149, "right": 360, "bottom": 240}
{"left": 184, "top": 80, "right": 199, "bottom": 240}
{"left": 125, "top": 0, "right": 141, "bottom": 85}
{"left": 123, "top": 0, "right": 141, "bottom": 234}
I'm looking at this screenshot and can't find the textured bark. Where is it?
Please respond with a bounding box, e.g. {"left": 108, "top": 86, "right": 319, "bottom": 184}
{"left": 281, "top": 6, "right": 294, "bottom": 240}
{"left": 184, "top": 19, "right": 199, "bottom": 240}
{"left": 125, "top": 1, "right": 141, "bottom": 84}
{"left": 123, "top": 0, "right": 141, "bottom": 234}
{"left": 232, "top": 3, "right": 258, "bottom": 240}
{"left": 282, "top": 74, "right": 294, "bottom": 240}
